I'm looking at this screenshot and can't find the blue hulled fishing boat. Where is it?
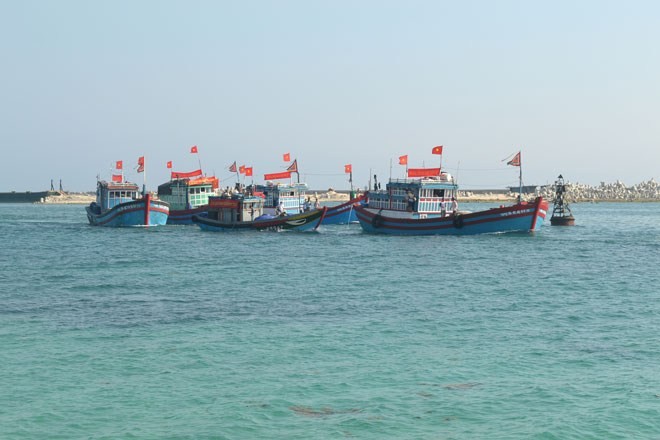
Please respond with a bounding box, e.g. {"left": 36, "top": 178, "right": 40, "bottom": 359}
{"left": 321, "top": 194, "right": 365, "bottom": 225}
{"left": 355, "top": 173, "right": 547, "bottom": 235}
{"left": 86, "top": 180, "right": 169, "bottom": 227}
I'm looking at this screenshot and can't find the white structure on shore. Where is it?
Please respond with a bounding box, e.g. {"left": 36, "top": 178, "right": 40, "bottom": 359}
{"left": 537, "top": 178, "right": 660, "bottom": 202}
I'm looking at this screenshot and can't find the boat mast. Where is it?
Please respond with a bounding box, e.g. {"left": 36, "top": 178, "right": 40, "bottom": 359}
{"left": 518, "top": 151, "right": 523, "bottom": 203}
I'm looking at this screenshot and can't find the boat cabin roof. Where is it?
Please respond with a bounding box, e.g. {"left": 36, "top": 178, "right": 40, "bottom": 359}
{"left": 99, "top": 180, "right": 140, "bottom": 192}
{"left": 386, "top": 175, "right": 457, "bottom": 191}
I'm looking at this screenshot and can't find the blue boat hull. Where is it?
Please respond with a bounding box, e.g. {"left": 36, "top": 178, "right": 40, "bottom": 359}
{"left": 86, "top": 196, "right": 170, "bottom": 227}
{"left": 167, "top": 206, "right": 209, "bottom": 225}
{"left": 321, "top": 196, "right": 364, "bottom": 225}
{"left": 355, "top": 197, "right": 548, "bottom": 235}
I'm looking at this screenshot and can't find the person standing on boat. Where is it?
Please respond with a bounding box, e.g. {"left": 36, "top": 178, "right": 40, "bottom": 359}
{"left": 440, "top": 199, "right": 447, "bottom": 217}
{"left": 276, "top": 201, "right": 286, "bottom": 216}
{"left": 314, "top": 197, "right": 321, "bottom": 209}
{"left": 406, "top": 190, "right": 416, "bottom": 212}
{"left": 451, "top": 197, "right": 458, "bottom": 214}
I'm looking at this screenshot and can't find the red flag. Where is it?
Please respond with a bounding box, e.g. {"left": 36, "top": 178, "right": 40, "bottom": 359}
{"left": 245, "top": 167, "right": 253, "bottom": 177}
{"left": 283, "top": 152, "right": 290, "bottom": 162}
{"left": 432, "top": 146, "right": 443, "bottom": 155}
{"left": 264, "top": 171, "right": 292, "bottom": 180}
{"left": 398, "top": 155, "right": 408, "bottom": 165}
{"left": 190, "top": 145, "right": 198, "bottom": 154}
{"left": 116, "top": 160, "right": 123, "bottom": 170}
{"left": 344, "top": 164, "right": 352, "bottom": 173}
{"left": 287, "top": 159, "right": 298, "bottom": 172}
{"left": 239, "top": 165, "right": 246, "bottom": 174}
{"left": 407, "top": 168, "right": 441, "bottom": 178}
{"left": 507, "top": 152, "right": 521, "bottom": 167}
{"left": 166, "top": 161, "right": 172, "bottom": 169}
{"left": 171, "top": 169, "right": 203, "bottom": 179}
{"left": 111, "top": 174, "right": 122, "bottom": 182}
{"left": 137, "top": 156, "right": 145, "bottom": 173}
{"left": 229, "top": 161, "right": 237, "bottom": 173}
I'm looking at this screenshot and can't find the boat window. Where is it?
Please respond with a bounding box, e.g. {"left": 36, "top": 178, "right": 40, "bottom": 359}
{"left": 433, "top": 189, "right": 445, "bottom": 197}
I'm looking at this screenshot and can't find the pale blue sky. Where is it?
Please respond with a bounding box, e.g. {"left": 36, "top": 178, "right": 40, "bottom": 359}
{"left": 1, "top": 0, "right": 659, "bottom": 191}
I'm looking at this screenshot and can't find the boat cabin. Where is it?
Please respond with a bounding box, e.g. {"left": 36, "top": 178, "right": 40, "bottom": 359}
{"left": 367, "top": 174, "right": 458, "bottom": 216}
{"left": 95, "top": 181, "right": 141, "bottom": 211}
{"left": 206, "top": 195, "right": 265, "bottom": 223}
{"left": 157, "top": 177, "right": 218, "bottom": 210}
{"left": 254, "top": 182, "right": 308, "bottom": 214}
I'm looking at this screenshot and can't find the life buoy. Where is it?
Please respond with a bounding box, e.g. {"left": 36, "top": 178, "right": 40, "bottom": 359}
{"left": 372, "top": 214, "right": 385, "bottom": 228}
{"left": 452, "top": 214, "right": 464, "bottom": 229}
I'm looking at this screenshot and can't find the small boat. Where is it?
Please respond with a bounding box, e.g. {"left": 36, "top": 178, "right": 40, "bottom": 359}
{"left": 550, "top": 174, "right": 575, "bottom": 226}
{"left": 157, "top": 176, "right": 219, "bottom": 224}
{"left": 85, "top": 180, "right": 169, "bottom": 227}
{"left": 321, "top": 194, "right": 365, "bottom": 225}
{"left": 355, "top": 174, "right": 548, "bottom": 235}
{"left": 193, "top": 194, "right": 327, "bottom": 232}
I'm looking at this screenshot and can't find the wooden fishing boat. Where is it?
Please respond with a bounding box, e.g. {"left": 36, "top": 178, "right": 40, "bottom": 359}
{"left": 157, "top": 176, "right": 219, "bottom": 225}
{"left": 193, "top": 195, "right": 327, "bottom": 232}
{"left": 355, "top": 174, "right": 547, "bottom": 235}
{"left": 85, "top": 180, "right": 169, "bottom": 227}
{"left": 321, "top": 194, "right": 365, "bottom": 225}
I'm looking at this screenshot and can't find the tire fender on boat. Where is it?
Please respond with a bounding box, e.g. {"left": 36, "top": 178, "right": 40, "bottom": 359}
{"left": 372, "top": 214, "right": 385, "bottom": 228}
{"left": 452, "top": 214, "right": 464, "bottom": 229}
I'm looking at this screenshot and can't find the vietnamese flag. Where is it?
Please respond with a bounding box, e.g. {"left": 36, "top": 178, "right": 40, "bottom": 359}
{"left": 190, "top": 145, "right": 198, "bottom": 154}
{"left": 166, "top": 161, "right": 172, "bottom": 169}
{"left": 137, "top": 156, "right": 145, "bottom": 173}
{"left": 116, "top": 160, "right": 123, "bottom": 170}
{"left": 507, "top": 151, "right": 521, "bottom": 167}
{"left": 398, "top": 155, "right": 408, "bottom": 165}
{"left": 245, "top": 167, "right": 253, "bottom": 177}
{"left": 344, "top": 164, "right": 352, "bottom": 174}
{"left": 432, "top": 146, "right": 443, "bottom": 155}
{"left": 111, "top": 174, "right": 123, "bottom": 182}
{"left": 239, "top": 165, "right": 246, "bottom": 174}
{"left": 283, "top": 152, "right": 290, "bottom": 162}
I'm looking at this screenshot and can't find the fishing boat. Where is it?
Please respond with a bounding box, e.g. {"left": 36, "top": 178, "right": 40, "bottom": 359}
{"left": 157, "top": 176, "right": 219, "bottom": 224}
{"left": 321, "top": 194, "right": 365, "bottom": 225}
{"left": 254, "top": 181, "right": 309, "bottom": 215}
{"left": 85, "top": 180, "right": 169, "bottom": 227}
{"left": 193, "top": 194, "right": 327, "bottom": 232}
{"left": 354, "top": 173, "right": 548, "bottom": 235}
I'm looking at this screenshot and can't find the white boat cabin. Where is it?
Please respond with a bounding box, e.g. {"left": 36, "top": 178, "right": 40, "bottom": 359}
{"left": 367, "top": 174, "right": 458, "bottom": 217}
{"left": 255, "top": 182, "right": 308, "bottom": 215}
{"left": 96, "top": 181, "right": 141, "bottom": 210}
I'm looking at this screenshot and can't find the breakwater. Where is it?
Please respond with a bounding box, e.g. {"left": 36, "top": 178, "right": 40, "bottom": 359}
{"left": 536, "top": 178, "right": 660, "bottom": 202}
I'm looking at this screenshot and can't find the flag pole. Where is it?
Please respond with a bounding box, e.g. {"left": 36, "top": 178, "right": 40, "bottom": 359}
{"left": 518, "top": 150, "right": 523, "bottom": 203}
{"left": 143, "top": 155, "right": 147, "bottom": 196}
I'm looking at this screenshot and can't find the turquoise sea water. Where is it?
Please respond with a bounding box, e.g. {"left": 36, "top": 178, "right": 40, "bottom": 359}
{"left": 1, "top": 202, "right": 659, "bottom": 439}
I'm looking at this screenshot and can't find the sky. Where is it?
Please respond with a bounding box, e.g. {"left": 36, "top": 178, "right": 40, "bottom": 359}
{"left": 1, "top": 0, "right": 659, "bottom": 192}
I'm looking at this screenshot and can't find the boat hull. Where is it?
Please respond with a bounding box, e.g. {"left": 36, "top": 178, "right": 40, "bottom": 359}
{"left": 193, "top": 207, "right": 327, "bottom": 232}
{"left": 85, "top": 195, "right": 169, "bottom": 227}
{"left": 356, "top": 197, "right": 548, "bottom": 235}
{"left": 321, "top": 196, "right": 364, "bottom": 225}
{"left": 167, "top": 206, "right": 209, "bottom": 225}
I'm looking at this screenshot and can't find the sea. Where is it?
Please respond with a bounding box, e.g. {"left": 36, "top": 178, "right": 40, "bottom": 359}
{"left": 1, "top": 202, "right": 659, "bottom": 439}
